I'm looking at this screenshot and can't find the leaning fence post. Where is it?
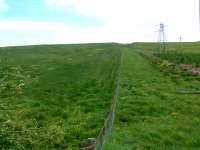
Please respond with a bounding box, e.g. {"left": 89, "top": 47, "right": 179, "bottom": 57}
{"left": 80, "top": 138, "right": 96, "bottom": 150}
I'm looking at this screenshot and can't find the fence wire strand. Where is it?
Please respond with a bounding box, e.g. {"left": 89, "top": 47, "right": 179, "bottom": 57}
{"left": 95, "top": 49, "right": 122, "bottom": 150}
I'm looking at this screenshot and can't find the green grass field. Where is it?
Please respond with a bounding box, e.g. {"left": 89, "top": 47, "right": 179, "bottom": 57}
{"left": 105, "top": 43, "right": 200, "bottom": 149}
{"left": 0, "top": 42, "right": 200, "bottom": 149}
{"left": 0, "top": 43, "right": 121, "bottom": 149}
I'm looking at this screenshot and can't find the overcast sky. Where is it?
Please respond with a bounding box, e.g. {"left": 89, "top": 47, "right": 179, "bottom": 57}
{"left": 0, "top": 0, "right": 199, "bottom": 46}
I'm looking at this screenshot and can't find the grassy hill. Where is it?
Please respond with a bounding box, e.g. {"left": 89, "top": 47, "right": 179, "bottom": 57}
{"left": 0, "top": 43, "right": 121, "bottom": 149}
{"left": 1, "top": 42, "right": 200, "bottom": 149}
{"left": 105, "top": 43, "right": 200, "bottom": 149}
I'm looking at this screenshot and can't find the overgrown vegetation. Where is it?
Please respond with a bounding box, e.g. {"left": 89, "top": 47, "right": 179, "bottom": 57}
{"left": 155, "top": 52, "right": 200, "bottom": 67}
{"left": 0, "top": 44, "right": 121, "bottom": 149}
{"left": 105, "top": 43, "right": 200, "bottom": 149}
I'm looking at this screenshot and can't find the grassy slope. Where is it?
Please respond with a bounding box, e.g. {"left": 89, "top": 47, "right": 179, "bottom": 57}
{"left": 133, "top": 42, "right": 200, "bottom": 64}
{"left": 133, "top": 42, "right": 200, "bottom": 53}
{"left": 1, "top": 42, "right": 200, "bottom": 149}
{"left": 0, "top": 44, "right": 121, "bottom": 149}
{"left": 105, "top": 45, "right": 200, "bottom": 149}
{"left": 151, "top": 42, "right": 200, "bottom": 66}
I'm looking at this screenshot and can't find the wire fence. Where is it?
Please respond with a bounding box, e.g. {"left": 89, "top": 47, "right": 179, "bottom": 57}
{"left": 81, "top": 50, "right": 122, "bottom": 150}
{"left": 95, "top": 79, "right": 120, "bottom": 150}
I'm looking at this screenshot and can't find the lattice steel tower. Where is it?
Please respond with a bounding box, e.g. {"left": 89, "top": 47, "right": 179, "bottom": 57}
{"left": 158, "top": 23, "right": 167, "bottom": 50}
{"left": 199, "top": 0, "right": 200, "bottom": 30}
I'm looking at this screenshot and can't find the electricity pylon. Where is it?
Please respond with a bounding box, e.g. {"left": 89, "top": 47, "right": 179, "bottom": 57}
{"left": 158, "top": 23, "right": 167, "bottom": 51}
